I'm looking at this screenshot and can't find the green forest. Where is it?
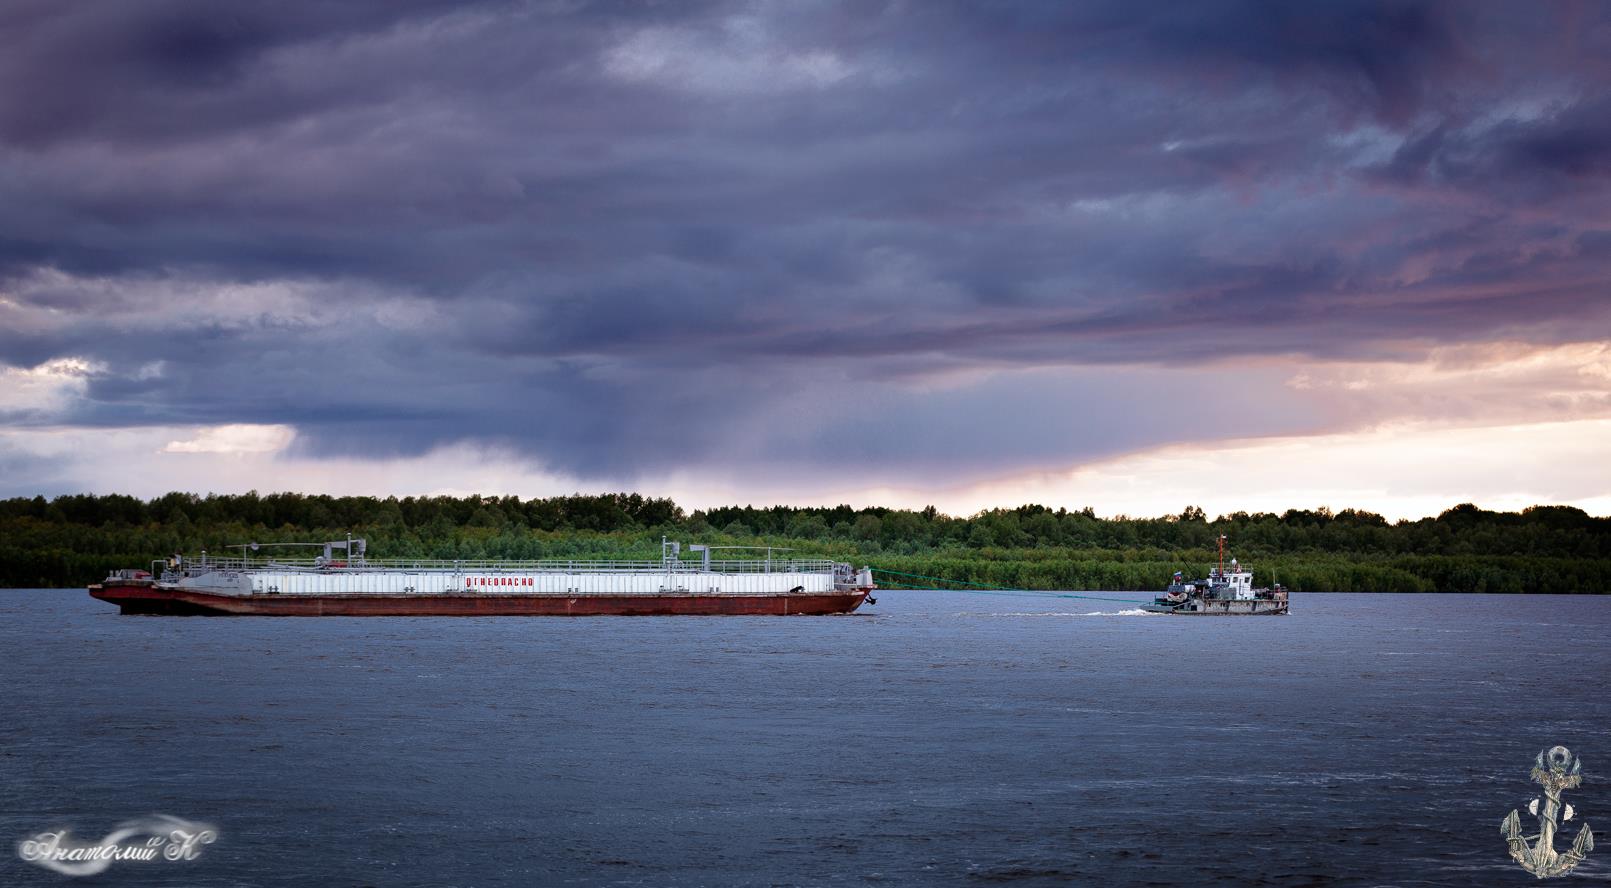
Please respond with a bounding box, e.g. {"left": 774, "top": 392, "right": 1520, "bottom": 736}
{"left": 3, "top": 492, "right": 1609, "bottom": 593}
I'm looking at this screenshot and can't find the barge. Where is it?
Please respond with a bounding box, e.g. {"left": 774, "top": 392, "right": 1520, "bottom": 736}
{"left": 1141, "top": 535, "right": 1289, "bottom": 616}
{"left": 89, "top": 538, "right": 875, "bottom": 616}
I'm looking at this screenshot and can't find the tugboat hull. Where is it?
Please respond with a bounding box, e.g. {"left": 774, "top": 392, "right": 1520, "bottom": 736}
{"left": 1141, "top": 599, "right": 1289, "bottom": 616}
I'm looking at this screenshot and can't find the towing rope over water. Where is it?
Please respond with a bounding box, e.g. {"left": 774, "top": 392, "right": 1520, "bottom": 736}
{"left": 868, "top": 567, "right": 1151, "bottom": 604}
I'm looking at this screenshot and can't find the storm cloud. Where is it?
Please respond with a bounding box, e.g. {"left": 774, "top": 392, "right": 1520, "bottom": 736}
{"left": 2, "top": 0, "right": 1610, "bottom": 496}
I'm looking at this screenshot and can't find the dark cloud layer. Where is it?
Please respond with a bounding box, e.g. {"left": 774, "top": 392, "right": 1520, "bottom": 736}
{"left": 3, "top": 0, "right": 1610, "bottom": 483}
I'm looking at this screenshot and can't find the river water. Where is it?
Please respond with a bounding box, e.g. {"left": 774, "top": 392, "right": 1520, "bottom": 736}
{"left": 3, "top": 589, "right": 1608, "bottom": 886}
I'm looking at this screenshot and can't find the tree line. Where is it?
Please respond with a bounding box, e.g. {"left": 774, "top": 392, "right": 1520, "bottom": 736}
{"left": 2, "top": 492, "right": 1607, "bottom": 593}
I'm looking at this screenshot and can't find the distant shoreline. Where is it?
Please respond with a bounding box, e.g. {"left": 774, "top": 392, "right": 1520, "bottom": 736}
{"left": 18, "top": 586, "right": 1611, "bottom": 595}
{"left": 4, "top": 494, "right": 1607, "bottom": 594}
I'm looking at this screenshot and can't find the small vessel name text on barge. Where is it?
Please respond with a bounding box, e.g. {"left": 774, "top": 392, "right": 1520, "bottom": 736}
{"left": 1141, "top": 535, "right": 1289, "bottom": 616}
{"left": 90, "top": 538, "right": 875, "bottom": 616}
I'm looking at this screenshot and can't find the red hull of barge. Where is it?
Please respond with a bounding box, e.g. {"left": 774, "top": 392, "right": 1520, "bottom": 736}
{"left": 89, "top": 581, "right": 870, "bottom": 616}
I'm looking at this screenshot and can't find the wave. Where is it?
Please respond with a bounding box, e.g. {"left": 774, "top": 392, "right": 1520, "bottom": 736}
{"left": 955, "top": 609, "right": 1157, "bottom": 617}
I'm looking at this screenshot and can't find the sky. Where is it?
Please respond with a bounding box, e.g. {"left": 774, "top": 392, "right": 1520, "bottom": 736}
{"left": 2, "top": 0, "right": 1610, "bottom": 520}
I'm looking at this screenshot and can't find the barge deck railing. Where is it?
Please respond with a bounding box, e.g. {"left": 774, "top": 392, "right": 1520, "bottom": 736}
{"left": 172, "top": 556, "right": 844, "bottom": 574}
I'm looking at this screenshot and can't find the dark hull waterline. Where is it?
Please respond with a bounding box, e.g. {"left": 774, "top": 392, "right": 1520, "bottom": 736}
{"left": 90, "top": 581, "right": 871, "bottom": 616}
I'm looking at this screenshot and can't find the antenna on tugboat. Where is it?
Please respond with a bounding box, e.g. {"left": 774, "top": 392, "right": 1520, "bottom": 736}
{"left": 1217, "top": 533, "right": 1227, "bottom": 577}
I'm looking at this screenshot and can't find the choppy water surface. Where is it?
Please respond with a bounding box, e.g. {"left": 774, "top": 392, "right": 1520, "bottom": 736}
{"left": 3, "top": 589, "right": 1609, "bottom": 886}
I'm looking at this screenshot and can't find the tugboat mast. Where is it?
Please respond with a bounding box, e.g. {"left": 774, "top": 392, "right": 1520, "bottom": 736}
{"left": 1217, "top": 533, "right": 1226, "bottom": 577}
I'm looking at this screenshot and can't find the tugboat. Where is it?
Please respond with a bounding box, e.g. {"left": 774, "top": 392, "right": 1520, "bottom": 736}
{"left": 1142, "top": 535, "right": 1289, "bottom": 616}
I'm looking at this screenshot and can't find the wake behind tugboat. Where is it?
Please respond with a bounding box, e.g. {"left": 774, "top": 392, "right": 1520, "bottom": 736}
{"left": 1141, "top": 535, "right": 1289, "bottom": 616}
{"left": 88, "top": 538, "right": 875, "bottom": 616}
